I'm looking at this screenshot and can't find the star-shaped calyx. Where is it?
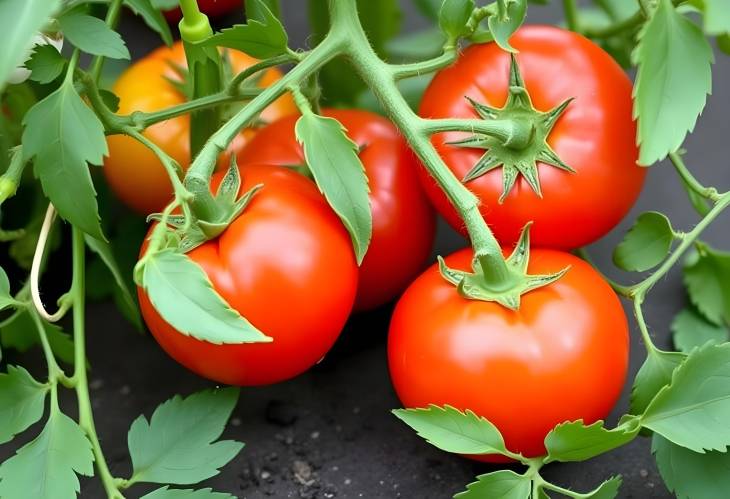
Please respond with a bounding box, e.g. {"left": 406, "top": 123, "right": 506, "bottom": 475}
{"left": 438, "top": 223, "right": 569, "bottom": 310}
{"left": 451, "top": 54, "right": 574, "bottom": 203}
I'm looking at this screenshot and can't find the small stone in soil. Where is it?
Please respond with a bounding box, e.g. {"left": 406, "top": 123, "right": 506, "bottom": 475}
{"left": 293, "top": 460, "right": 315, "bottom": 486}
{"left": 266, "top": 400, "right": 299, "bottom": 427}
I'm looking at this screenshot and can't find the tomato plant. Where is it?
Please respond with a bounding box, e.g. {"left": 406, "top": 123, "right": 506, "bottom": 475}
{"left": 238, "top": 109, "right": 436, "bottom": 310}
{"left": 388, "top": 247, "right": 629, "bottom": 459}
{"left": 419, "top": 26, "right": 646, "bottom": 249}
{"left": 104, "top": 40, "right": 296, "bottom": 215}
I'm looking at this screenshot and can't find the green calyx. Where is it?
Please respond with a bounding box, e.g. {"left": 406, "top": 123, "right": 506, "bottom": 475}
{"left": 452, "top": 54, "right": 574, "bottom": 203}
{"left": 150, "top": 158, "right": 261, "bottom": 253}
{"left": 439, "top": 223, "right": 569, "bottom": 310}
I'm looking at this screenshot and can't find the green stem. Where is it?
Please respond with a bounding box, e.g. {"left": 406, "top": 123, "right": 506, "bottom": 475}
{"left": 390, "top": 49, "right": 456, "bottom": 80}
{"left": 422, "top": 117, "right": 534, "bottom": 150}
{"left": 228, "top": 54, "right": 298, "bottom": 92}
{"left": 562, "top": 0, "right": 580, "bottom": 31}
{"left": 89, "top": 0, "right": 124, "bottom": 82}
{"left": 28, "top": 306, "right": 66, "bottom": 382}
{"left": 632, "top": 295, "right": 658, "bottom": 352}
{"left": 575, "top": 248, "right": 632, "bottom": 297}
{"left": 0, "top": 147, "right": 26, "bottom": 203}
{"left": 669, "top": 152, "right": 720, "bottom": 202}
{"left": 583, "top": 10, "right": 643, "bottom": 38}
{"left": 329, "top": 0, "right": 512, "bottom": 286}
{"left": 70, "top": 227, "right": 124, "bottom": 499}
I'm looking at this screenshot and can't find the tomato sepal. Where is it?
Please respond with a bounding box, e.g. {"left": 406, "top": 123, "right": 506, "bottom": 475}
{"left": 438, "top": 223, "right": 569, "bottom": 309}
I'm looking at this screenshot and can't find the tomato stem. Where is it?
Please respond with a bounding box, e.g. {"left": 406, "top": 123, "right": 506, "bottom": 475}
{"left": 89, "top": 0, "right": 124, "bottom": 82}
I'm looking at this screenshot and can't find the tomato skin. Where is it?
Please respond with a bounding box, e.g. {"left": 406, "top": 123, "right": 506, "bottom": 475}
{"left": 388, "top": 248, "right": 629, "bottom": 459}
{"left": 163, "top": 0, "right": 241, "bottom": 22}
{"left": 237, "top": 109, "right": 436, "bottom": 311}
{"left": 419, "top": 26, "right": 645, "bottom": 249}
{"left": 104, "top": 41, "right": 296, "bottom": 215}
{"left": 138, "top": 164, "right": 359, "bottom": 386}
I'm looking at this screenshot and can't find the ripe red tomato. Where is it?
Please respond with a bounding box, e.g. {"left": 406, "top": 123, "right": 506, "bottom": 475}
{"left": 388, "top": 248, "right": 629, "bottom": 459}
{"left": 237, "top": 109, "right": 436, "bottom": 311}
{"left": 419, "top": 26, "right": 645, "bottom": 249}
{"left": 104, "top": 41, "right": 296, "bottom": 215}
{"left": 163, "top": 0, "right": 241, "bottom": 22}
{"left": 138, "top": 164, "right": 359, "bottom": 386}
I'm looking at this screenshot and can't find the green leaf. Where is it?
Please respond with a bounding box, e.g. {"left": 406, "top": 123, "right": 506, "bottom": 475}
{"left": 142, "top": 250, "right": 271, "bottom": 344}
{"left": 392, "top": 405, "right": 507, "bottom": 455}
{"left": 58, "top": 9, "right": 130, "bottom": 59}
{"left": 642, "top": 343, "right": 730, "bottom": 452}
{"left": 0, "top": 0, "right": 60, "bottom": 88}
{"left": 0, "top": 366, "right": 48, "bottom": 444}
{"left": 544, "top": 420, "right": 640, "bottom": 463}
{"left": 22, "top": 80, "right": 107, "bottom": 240}
{"left": 487, "top": 0, "right": 528, "bottom": 52}
{"left": 1, "top": 310, "right": 76, "bottom": 365}
{"left": 613, "top": 211, "right": 674, "bottom": 271}
{"left": 202, "top": 2, "right": 288, "bottom": 59}
{"left": 700, "top": 0, "right": 730, "bottom": 35}
{"left": 295, "top": 113, "right": 372, "bottom": 264}
{"left": 0, "top": 267, "right": 19, "bottom": 311}
{"left": 128, "top": 388, "right": 244, "bottom": 485}
{"left": 124, "top": 0, "right": 173, "bottom": 46}
{"left": 581, "top": 476, "right": 623, "bottom": 499}
{"left": 246, "top": 0, "right": 280, "bottom": 21}
{"left": 683, "top": 246, "right": 730, "bottom": 326}
{"left": 630, "top": 349, "right": 686, "bottom": 415}
{"left": 414, "top": 0, "right": 442, "bottom": 20}
{"left": 633, "top": 0, "right": 713, "bottom": 165}
{"left": 141, "top": 487, "right": 236, "bottom": 499}
{"left": 26, "top": 44, "right": 65, "bottom": 84}
{"left": 453, "top": 470, "right": 531, "bottom": 499}
{"left": 99, "top": 89, "right": 121, "bottom": 113}
{"left": 439, "top": 0, "right": 475, "bottom": 40}
{"left": 653, "top": 434, "right": 730, "bottom": 499}
{"left": 718, "top": 33, "right": 730, "bottom": 55}
{"left": 0, "top": 411, "right": 94, "bottom": 499}
{"left": 85, "top": 234, "right": 142, "bottom": 331}
{"left": 672, "top": 307, "right": 728, "bottom": 353}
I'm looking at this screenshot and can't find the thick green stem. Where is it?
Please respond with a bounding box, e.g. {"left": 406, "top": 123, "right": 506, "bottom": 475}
{"left": 89, "top": 0, "right": 123, "bottom": 82}
{"left": 422, "top": 117, "right": 534, "bottom": 150}
{"left": 562, "top": 0, "right": 580, "bottom": 31}
{"left": 228, "top": 54, "right": 298, "bottom": 92}
{"left": 328, "top": 0, "right": 512, "bottom": 285}
{"left": 70, "top": 227, "right": 124, "bottom": 499}
{"left": 0, "top": 147, "right": 26, "bottom": 203}
{"left": 669, "top": 152, "right": 719, "bottom": 202}
{"left": 390, "top": 50, "right": 456, "bottom": 80}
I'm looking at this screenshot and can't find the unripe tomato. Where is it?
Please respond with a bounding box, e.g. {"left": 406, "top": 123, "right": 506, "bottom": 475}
{"left": 237, "top": 109, "right": 436, "bottom": 311}
{"left": 104, "top": 41, "right": 296, "bottom": 215}
{"left": 388, "top": 248, "right": 629, "bottom": 459}
{"left": 138, "top": 164, "right": 359, "bottom": 386}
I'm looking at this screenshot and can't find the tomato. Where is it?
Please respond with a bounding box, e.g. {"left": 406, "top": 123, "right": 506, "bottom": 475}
{"left": 418, "top": 26, "right": 645, "bottom": 249}
{"left": 388, "top": 247, "right": 629, "bottom": 459}
{"left": 163, "top": 0, "right": 241, "bottom": 22}
{"left": 104, "top": 41, "right": 296, "bottom": 215}
{"left": 137, "top": 164, "right": 359, "bottom": 386}
{"left": 237, "top": 109, "right": 436, "bottom": 311}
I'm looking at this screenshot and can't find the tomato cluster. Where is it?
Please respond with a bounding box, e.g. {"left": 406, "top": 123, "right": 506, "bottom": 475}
{"left": 112, "top": 27, "right": 638, "bottom": 458}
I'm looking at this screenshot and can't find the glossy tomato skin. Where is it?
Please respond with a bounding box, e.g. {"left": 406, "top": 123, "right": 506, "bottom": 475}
{"left": 163, "top": 0, "right": 241, "bottom": 22}
{"left": 419, "top": 26, "right": 645, "bottom": 249}
{"left": 105, "top": 41, "right": 296, "bottom": 215}
{"left": 138, "top": 164, "right": 359, "bottom": 386}
{"left": 237, "top": 109, "right": 436, "bottom": 311}
{"left": 388, "top": 248, "right": 629, "bottom": 459}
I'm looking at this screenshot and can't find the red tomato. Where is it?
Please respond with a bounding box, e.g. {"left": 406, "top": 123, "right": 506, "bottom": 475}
{"left": 419, "top": 26, "right": 645, "bottom": 249}
{"left": 237, "top": 109, "right": 436, "bottom": 311}
{"left": 138, "top": 164, "right": 359, "bottom": 386}
{"left": 163, "top": 0, "right": 241, "bottom": 22}
{"left": 388, "top": 248, "right": 629, "bottom": 459}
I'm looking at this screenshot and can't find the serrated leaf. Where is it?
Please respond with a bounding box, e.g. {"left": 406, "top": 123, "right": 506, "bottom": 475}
{"left": 653, "top": 434, "right": 730, "bottom": 499}
{"left": 85, "top": 235, "right": 142, "bottom": 330}
{"left": 630, "top": 349, "right": 686, "bottom": 415}
{"left": 22, "top": 81, "right": 106, "bottom": 240}
{"left": 1, "top": 310, "right": 76, "bottom": 365}
{"left": 58, "top": 9, "right": 130, "bottom": 59}
{"left": 642, "top": 343, "right": 730, "bottom": 452}
{"left": 672, "top": 307, "right": 728, "bottom": 353}
{"left": 295, "top": 114, "right": 372, "bottom": 264}
{"left": 141, "top": 486, "right": 236, "bottom": 499}
{"left": 0, "top": 266, "right": 19, "bottom": 311}
{"left": 128, "top": 388, "right": 244, "bottom": 485}
{"left": 582, "top": 476, "right": 623, "bottom": 499}
{"left": 453, "top": 470, "right": 531, "bottom": 499}
{"left": 613, "top": 211, "right": 673, "bottom": 271}
{"left": 633, "top": 0, "right": 713, "bottom": 165}
{"left": 0, "top": 0, "right": 60, "bottom": 88}
{"left": 0, "top": 366, "right": 48, "bottom": 444}
{"left": 487, "top": 0, "right": 527, "bottom": 52}
{"left": 124, "top": 0, "right": 173, "bottom": 46}
{"left": 143, "top": 250, "right": 271, "bottom": 344}
{"left": 701, "top": 0, "right": 730, "bottom": 35}
{"left": 683, "top": 247, "right": 730, "bottom": 326}
{"left": 0, "top": 411, "right": 94, "bottom": 499}
{"left": 26, "top": 44, "right": 65, "bottom": 84}
{"left": 202, "top": 2, "right": 287, "bottom": 59}
{"left": 544, "top": 420, "right": 639, "bottom": 463}
{"left": 393, "top": 405, "right": 507, "bottom": 455}
{"left": 439, "top": 0, "right": 475, "bottom": 40}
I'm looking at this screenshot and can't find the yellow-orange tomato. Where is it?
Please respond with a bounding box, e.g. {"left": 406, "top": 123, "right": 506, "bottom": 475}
{"left": 104, "top": 41, "right": 296, "bottom": 214}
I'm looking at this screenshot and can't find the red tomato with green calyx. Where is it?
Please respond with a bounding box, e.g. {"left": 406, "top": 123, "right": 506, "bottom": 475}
{"left": 138, "top": 164, "right": 359, "bottom": 386}
{"left": 388, "top": 247, "right": 629, "bottom": 459}
{"left": 419, "top": 26, "right": 645, "bottom": 250}
{"left": 237, "top": 109, "right": 436, "bottom": 311}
